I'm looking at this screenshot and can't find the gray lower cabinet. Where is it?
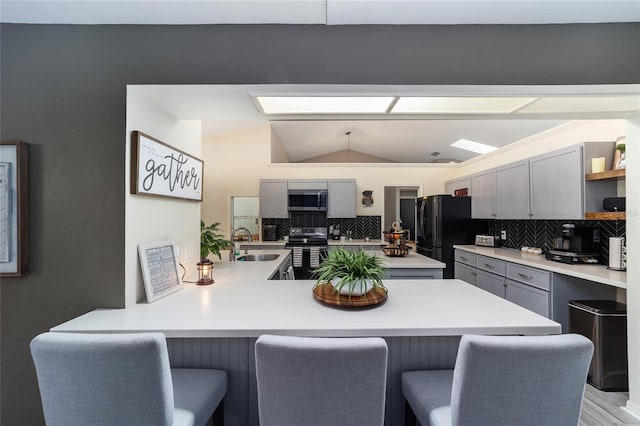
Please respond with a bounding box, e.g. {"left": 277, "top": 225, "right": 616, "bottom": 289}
{"left": 505, "top": 279, "right": 549, "bottom": 317}
{"left": 383, "top": 268, "right": 442, "bottom": 280}
{"left": 454, "top": 261, "right": 477, "bottom": 285}
{"left": 454, "top": 250, "right": 551, "bottom": 318}
{"left": 454, "top": 249, "right": 620, "bottom": 332}
{"left": 269, "top": 254, "right": 293, "bottom": 280}
{"left": 476, "top": 269, "right": 506, "bottom": 298}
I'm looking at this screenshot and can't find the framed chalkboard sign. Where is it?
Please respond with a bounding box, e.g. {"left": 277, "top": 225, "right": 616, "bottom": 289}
{"left": 131, "top": 131, "right": 203, "bottom": 201}
{"left": 0, "top": 141, "right": 28, "bottom": 277}
{"left": 138, "top": 241, "right": 183, "bottom": 303}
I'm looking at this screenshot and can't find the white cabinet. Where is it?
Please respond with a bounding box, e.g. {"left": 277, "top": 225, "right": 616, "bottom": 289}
{"left": 495, "top": 161, "right": 530, "bottom": 220}
{"left": 470, "top": 170, "right": 496, "bottom": 219}
{"left": 529, "top": 146, "right": 583, "bottom": 220}
{"left": 259, "top": 179, "right": 288, "bottom": 218}
{"left": 327, "top": 179, "right": 356, "bottom": 218}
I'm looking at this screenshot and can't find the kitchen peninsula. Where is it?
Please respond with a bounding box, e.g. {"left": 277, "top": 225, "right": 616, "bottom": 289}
{"left": 52, "top": 250, "right": 559, "bottom": 426}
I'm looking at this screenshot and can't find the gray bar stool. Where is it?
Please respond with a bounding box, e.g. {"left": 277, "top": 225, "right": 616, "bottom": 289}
{"left": 402, "top": 334, "right": 593, "bottom": 426}
{"left": 30, "top": 332, "right": 227, "bottom": 426}
{"left": 255, "top": 334, "right": 388, "bottom": 426}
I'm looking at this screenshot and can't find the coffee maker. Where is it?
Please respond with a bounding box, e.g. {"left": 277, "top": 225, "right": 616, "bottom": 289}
{"left": 546, "top": 223, "right": 600, "bottom": 264}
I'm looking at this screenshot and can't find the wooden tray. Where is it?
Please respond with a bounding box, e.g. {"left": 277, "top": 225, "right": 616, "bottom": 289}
{"left": 312, "top": 283, "right": 388, "bottom": 308}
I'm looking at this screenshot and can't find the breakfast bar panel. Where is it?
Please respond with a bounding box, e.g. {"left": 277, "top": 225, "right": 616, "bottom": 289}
{"left": 166, "top": 335, "right": 461, "bottom": 426}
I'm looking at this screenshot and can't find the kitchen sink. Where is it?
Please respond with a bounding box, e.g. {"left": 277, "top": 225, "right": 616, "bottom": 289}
{"left": 236, "top": 253, "right": 280, "bottom": 262}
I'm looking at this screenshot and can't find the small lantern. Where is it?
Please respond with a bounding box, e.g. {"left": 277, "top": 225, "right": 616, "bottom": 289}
{"left": 197, "top": 258, "right": 214, "bottom": 285}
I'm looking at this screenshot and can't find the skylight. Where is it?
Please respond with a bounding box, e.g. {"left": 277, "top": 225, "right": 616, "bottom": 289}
{"left": 255, "top": 96, "right": 394, "bottom": 114}
{"left": 391, "top": 97, "right": 537, "bottom": 114}
{"left": 451, "top": 139, "right": 499, "bottom": 154}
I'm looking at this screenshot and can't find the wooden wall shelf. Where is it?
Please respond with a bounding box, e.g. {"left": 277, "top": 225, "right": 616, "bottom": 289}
{"left": 585, "top": 212, "right": 626, "bottom": 220}
{"left": 585, "top": 169, "right": 626, "bottom": 181}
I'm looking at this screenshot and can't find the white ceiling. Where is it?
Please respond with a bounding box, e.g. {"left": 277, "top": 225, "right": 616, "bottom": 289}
{"left": 2, "top": 0, "right": 639, "bottom": 25}
{"left": 131, "top": 84, "right": 640, "bottom": 163}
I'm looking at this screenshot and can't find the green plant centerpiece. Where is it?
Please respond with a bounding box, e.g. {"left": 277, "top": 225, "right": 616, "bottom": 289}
{"left": 200, "top": 220, "right": 233, "bottom": 261}
{"left": 312, "top": 247, "right": 386, "bottom": 296}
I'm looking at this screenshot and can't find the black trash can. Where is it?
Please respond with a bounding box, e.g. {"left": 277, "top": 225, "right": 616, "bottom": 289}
{"left": 569, "top": 300, "right": 628, "bottom": 391}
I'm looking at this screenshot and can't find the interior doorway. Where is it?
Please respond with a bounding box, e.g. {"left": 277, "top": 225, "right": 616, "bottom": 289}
{"left": 383, "top": 186, "right": 420, "bottom": 242}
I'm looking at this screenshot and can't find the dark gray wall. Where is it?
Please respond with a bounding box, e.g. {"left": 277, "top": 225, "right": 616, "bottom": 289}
{"left": 1, "top": 22, "right": 639, "bottom": 424}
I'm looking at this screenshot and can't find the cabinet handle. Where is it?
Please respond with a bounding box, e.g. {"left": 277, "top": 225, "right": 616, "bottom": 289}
{"left": 529, "top": 212, "right": 533, "bottom": 217}
{"left": 461, "top": 256, "right": 468, "bottom": 261}
{"left": 484, "top": 263, "right": 495, "bottom": 269}
{"left": 491, "top": 213, "right": 497, "bottom": 217}
{"left": 518, "top": 272, "right": 533, "bottom": 280}
{"left": 471, "top": 272, "right": 477, "bottom": 276}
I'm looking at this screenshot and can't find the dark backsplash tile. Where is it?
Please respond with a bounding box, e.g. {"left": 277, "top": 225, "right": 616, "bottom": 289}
{"left": 262, "top": 214, "right": 381, "bottom": 240}
{"left": 487, "top": 219, "right": 626, "bottom": 264}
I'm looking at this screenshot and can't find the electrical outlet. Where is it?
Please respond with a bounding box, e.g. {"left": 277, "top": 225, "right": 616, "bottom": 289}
{"left": 183, "top": 247, "right": 193, "bottom": 262}
{"left": 501, "top": 230, "right": 507, "bottom": 240}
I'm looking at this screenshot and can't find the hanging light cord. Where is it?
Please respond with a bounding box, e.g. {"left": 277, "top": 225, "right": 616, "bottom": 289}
{"left": 345, "top": 131, "right": 351, "bottom": 162}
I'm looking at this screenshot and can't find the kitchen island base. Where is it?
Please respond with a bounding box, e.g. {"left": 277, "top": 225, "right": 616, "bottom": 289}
{"left": 168, "top": 335, "right": 461, "bottom": 426}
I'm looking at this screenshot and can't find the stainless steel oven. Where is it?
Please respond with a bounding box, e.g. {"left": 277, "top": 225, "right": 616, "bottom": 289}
{"left": 286, "top": 227, "right": 328, "bottom": 279}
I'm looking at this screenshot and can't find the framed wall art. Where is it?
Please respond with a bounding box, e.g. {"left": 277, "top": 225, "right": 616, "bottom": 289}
{"left": 0, "top": 141, "right": 29, "bottom": 277}
{"left": 138, "top": 240, "right": 183, "bottom": 303}
{"left": 131, "top": 131, "right": 203, "bottom": 201}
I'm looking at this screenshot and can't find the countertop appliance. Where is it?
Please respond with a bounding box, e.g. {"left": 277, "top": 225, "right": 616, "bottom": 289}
{"left": 546, "top": 224, "right": 600, "bottom": 264}
{"left": 286, "top": 227, "right": 328, "bottom": 279}
{"left": 475, "top": 234, "right": 500, "bottom": 247}
{"left": 287, "top": 189, "right": 328, "bottom": 212}
{"left": 262, "top": 225, "right": 277, "bottom": 241}
{"left": 416, "top": 195, "right": 483, "bottom": 278}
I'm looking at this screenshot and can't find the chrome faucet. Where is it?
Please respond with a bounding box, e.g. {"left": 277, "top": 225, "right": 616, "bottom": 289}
{"left": 229, "top": 227, "right": 253, "bottom": 261}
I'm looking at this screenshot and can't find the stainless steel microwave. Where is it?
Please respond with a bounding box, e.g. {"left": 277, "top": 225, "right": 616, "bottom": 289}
{"left": 287, "top": 189, "right": 328, "bottom": 212}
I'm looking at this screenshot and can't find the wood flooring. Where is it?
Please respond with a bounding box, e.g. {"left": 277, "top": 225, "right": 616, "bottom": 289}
{"left": 581, "top": 384, "right": 640, "bottom": 425}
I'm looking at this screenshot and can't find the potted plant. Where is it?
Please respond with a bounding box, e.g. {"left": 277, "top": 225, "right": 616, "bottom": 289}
{"left": 200, "top": 220, "right": 233, "bottom": 260}
{"left": 312, "top": 247, "right": 386, "bottom": 296}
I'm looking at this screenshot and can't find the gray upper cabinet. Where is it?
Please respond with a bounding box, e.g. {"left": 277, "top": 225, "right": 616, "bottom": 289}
{"left": 327, "top": 179, "right": 356, "bottom": 218}
{"left": 466, "top": 142, "right": 616, "bottom": 221}
{"left": 495, "top": 161, "right": 530, "bottom": 220}
{"left": 470, "top": 170, "right": 496, "bottom": 219}
{"left": 287, "top": 180, "right": 328, "bottom": 190}
{"left": 529, "top": 146, "right": 583, "bottom": 220}
{"left": 259, "top": 179, "right": 288, "bottom": 218}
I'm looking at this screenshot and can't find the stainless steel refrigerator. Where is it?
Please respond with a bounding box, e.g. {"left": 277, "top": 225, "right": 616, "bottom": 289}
{"left": 416, "top": 195, "right": 482, "bottom": 278}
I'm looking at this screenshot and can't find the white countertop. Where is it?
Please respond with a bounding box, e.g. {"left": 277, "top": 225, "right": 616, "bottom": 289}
{"left": 234, "top": 246, "right": 444, "bottom": 270}
{"left": 376, "top": 250, "right": 445, "bottom": 269}
{"left": 454, "top": 245, "right": 627, "bottom": 289}
{"left": 51, "top": 249, "right": 559, "bottom": 338}
{"left": 239, "top": 239, "right": 385, "bottom": 246}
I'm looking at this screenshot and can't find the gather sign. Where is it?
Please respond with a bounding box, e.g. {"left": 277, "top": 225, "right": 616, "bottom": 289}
{"left": 130, "top": 131, "right": 203, "bottom": 201}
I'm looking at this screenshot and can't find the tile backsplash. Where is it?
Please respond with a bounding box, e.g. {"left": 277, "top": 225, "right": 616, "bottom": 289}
{"left": 263, "top": 213, "right": 382, "bottom": 240}
{"left": 487, "top": 219, "right": 626, "bottom": 264}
